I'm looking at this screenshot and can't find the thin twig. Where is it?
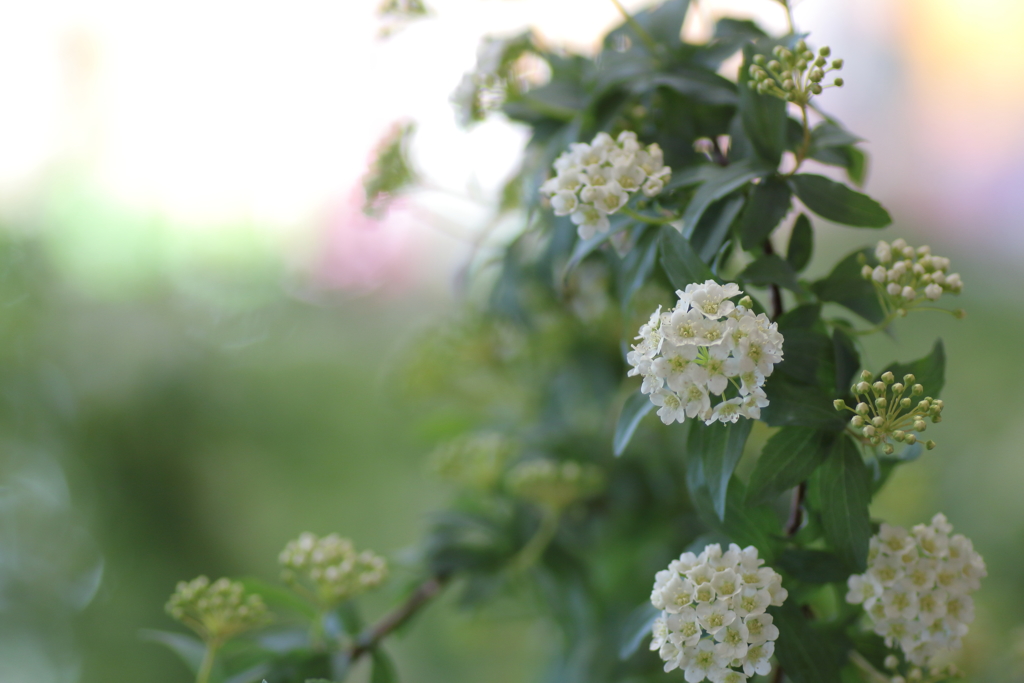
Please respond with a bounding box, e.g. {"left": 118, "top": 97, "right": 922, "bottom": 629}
{"left": 348, "top": 574, "right": 449, "bottom": 662}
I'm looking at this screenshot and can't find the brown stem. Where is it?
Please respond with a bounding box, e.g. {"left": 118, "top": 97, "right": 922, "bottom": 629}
{"left": 784, "top": 481, "right": 806, "bottom": 536}
{"left": 772, "top": 663, "right": 785, "bottom": 683}
{"left": 761, "top": 238, "right": 784, "bottom": 321}
{"left": 348, "top": 574, "right": 449, "bottom": 662}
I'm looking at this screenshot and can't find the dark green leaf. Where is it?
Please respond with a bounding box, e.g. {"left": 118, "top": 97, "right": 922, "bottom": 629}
{"left": 789, "top": 174, "right": 891, "bottom": 228}
{"left": 140, "top": 629, "right": 206, "bottom": 674}
{"left": 239, "top": 577, "right": 316, "bottom": 618}
{"left": 810, "top": 121, "right": 862, "bottom": 149}
{"left": 738, "top": 44, "right": 788, "bottom": 166}
{"left": 687, "top": 464, "right": 779, "bottom": 559}
{"left": 832, "top": 327, "right": 860, "bottom": 396}
{"left": 680, "top": 159, "right": 770, "bottom": 238}
{"left": 605, "top": 0, "right": 690, "bottom": 49}
{"left": 816, "top": 435, "right": 872, "bottom": 571}
{"left": 687, "top": 420, "right": 753, "bottom": 521}
{"left": 613, "top": 391, "right": 654, "bottom": 457}
{"left": 619, "top": 602, "right": 659, "bottom": 660}
{"left": 562, "top": 215, "right": 632, "bottom": 278}
{"left": 883, "top": 339, "right": 945, "bottom": 398}
{"left": 776, "top": 549, "right": 851, "bottom": 584}
{"left": 746, "top": 427, "right": 833, "bottom": 505}
{"left": 691, "top": 194, "right": 745, "bottom": 263}
{"left": 776, "top": 302, "right": 822, "bottom": 331}
{"left": 738, "top": 177, "right": 792, "bottom": 250}
{"left": 371, "top": 648, "right": 399, "bottom": 683}
{"left": 761, "top": 375, "right": 846, "bottom": 430}
{"left": 846, "top": 147, "right": 868, "bottom": 187}
{"left": 786, "top": 213, "right": 813, "bottom": 271}
{"left": 775, "top": 329, "right": 835, "bottom": 387}
{"left": 812, "top": 248, "right": 885, "bottom": 324}
{"left": 659, "top": 225, "right": 715, "bottom": 288}
{"left": 502, "top": 80, "right": 584, "bottom": 123}
{"left": 617, "top": 225, "right": 659, "bottom": 309}
{"left": 772, "top": 602, "right": 844, "bottom": 683}
{"left": 632, "top": 70, "right": 738, "bottom": 106}
{"left": 739, "top": 253, "right": 802, "bottom": 292}
{"left": 713, "top": 18, "right": 767, "bottom": 39}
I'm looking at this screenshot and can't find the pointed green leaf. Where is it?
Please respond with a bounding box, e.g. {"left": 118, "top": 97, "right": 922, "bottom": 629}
{"left": 772, "top": 602, "right": 844, "bottom": 683}
{"left": 687, "top": 420, "right": 753, "bottom": 521}
{"left": 680, "top": 159, "right": 770, "bottom": 238}
{"left": 691, "top": 194, "right": 745, "bottom": 263}
{"left": 786, "top": 213, "right": 813, "bottom": 272}
{"left": 789, "top": 174, "right": 891, "bottom": 228}
{"left": 739, "top": 253, "right": 802, "bottom": 292}
{"left": 775, "top": 548, "right": 851, "bottom": 584}
{"left": 619, "top": 602, "right": 660, "bottom": 660}
{"left": 812, "top": 248, "right": 885, "bottom": 324}
{"left": 739, "top": 44, "right": 788, "bottom": 166}
{"left": 371, "top": 648, "right": 398, "bottom": 683}
{"left": 832, "top": 327, "right": 860, "bottom": 396}
{"left": 738, "top": 177, "right": 792, "bottom": 250}
{"left": 746, "top": 427, "right": 833, "bottom": 505}
{"left": 883, "top": 339, "right": 945, "bottom": 398}
{"left": 761, "top": 375, "right": 846, "bottom": 430}
{"left": 816, "top": 435, "right": 872, "bottom": 571}
{"left": 659, "top": 225, "right": 715, "bottom": 289}
{"left": 140, "top": 629, "right": 206, "bottom": 674}
{"left": 613, "top": 391, "right": 654, "bottom": 456}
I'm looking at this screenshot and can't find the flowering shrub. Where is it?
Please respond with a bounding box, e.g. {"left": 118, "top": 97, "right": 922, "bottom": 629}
{"left": 147, "top": 2, "right": 988, "bottom": 682}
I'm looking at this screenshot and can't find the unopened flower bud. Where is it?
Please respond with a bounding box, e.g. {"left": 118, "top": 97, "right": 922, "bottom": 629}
{"left": 834, "top": 399, "right": 846, "bottom": 410}
{"left": 851, "top": 416, "right": 864, "bottom": 427}
{"left": 738, "top": 295, "right": 753, "bottom": 308}
{"left": 925, "top": 440, "right": 936, "bottom": 450}
{"left": 893, "top": 430, "right": 905, "bottom": 441}
{"left": 875, "top": 397, "right": 887, "bottom": 410}
{"left": 768, "top": 60, "right": 781, "bottom": 72}
{"left": 896, "top": 308, "right": 907, "bottom": 317}
{"left": 884, "top": 655, "right": 899, "bottom": 670}
{"left": 900, "top": 397, "right": 912, "bottom": 409}
{"left": 861, "top": 370, "right": 874, "bottom": 381}
{"left": 872, "top": 415, "right": 885, "bottom": 427}
{"left": 810, "top": 84, "right": 822, "bottom": 95}
{"left": 872, "top": 381, "right": 886, "bottom": 395}
{"left": 783, "top": 79, "right": 795, "bottom": 90}
{"left": 861, "top": 264, "right": 873, "bottom": 279}
{"left": 881, "top": 372, "right": 894, "bottom": 384}
{"left": 834, "top": 77, "right": 844, "bottom": 86}
{"left": 754, "top": 54, "right": 767, "bottom": 66}
{"left": 903, "top": 374, "right": 915, "bottom": 385}
{"left": 901, "top": 286, "right": 916, "bottom": 300}
{"left": 863, "top": 425, "right": 876, "bottom": 437}
{"left": 954, "top": 308, "right": 967, "bottom": 319}
{"left": 857, "top": 381, "right": 871, "bottom": 393}
{"left": 819, "top": 46, "right": 832, "bottom": 57}
{"left": 872, "top": 265, "right": 887, "bottom": 282}
{"left": 905, "top": 434, "right": 917, "bottom": 445}
{"left": 918, "top": 399, "right": 930, "bottom": 411}
{"left": 810, "top": 69, "right": 824, "bottom": 82}
{"left": 914, "top": 419, "right": 927, "bottom": 432}
{"left": 891, "top": 382, "right": 904, "bottom": 394}
{"left": 832, "top": 59, "right": 844, "bottom": 69}
{"left": 795, "top": 40, "right": 807, "bottom": 52}
{"left": 931, "top": 415, "right": 942, "bottom": 423}
{"left": 882, "top": 443, "right": 894, "bottom": 455}
{"left": 856, "top": 402, "right": 870, "bottom": 415}
{"left": 887, "top": 282, "right": 901, "bottom": 296}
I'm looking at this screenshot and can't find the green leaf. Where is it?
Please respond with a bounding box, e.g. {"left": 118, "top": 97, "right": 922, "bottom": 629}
{"left": 616, "top": 225, "right": 659, "bottom": 309}
{"left": 613, "top": 391, "right": 654, "bottom": 457}
{"left": 786, "top": 213, "right": 813, "bottom": 272}
{"left": 659, "top": 225, "right": 715, "bottom": 288}
{"left": 789, "top": 174, "right": 891, "bottom": 228}
{"left": 562, "top": 215, "right": 632, "bottom": 278}
{"left": 810, "top": 121, "right": 862, "bottom": 149}
{"left": 371, "top": 648, "right": 399, "bottom": 683}
{"left": 761, "top": 375, "right": 846, "bottom": 430}
{"left": 846, "top": 147, "right": 868, "bottom": 187}
{"left": 832, "top": 327, "right": 860, "bottom": 396}
{"left": 883, "top": 339, "right": 946, "bottom": 398}
{"left": 140, "top": 629, "right": 206, "bottom": 674}
{"left": 776, "top": 302, "right": 822, "bottom": 331}
{"left": 738, "top": 44, "right": 788, "bottom": 166}
{"left": 239, "top": 577, "right": 316, "bottom": 619}
{"left": 738, "top": 177, "right": 792, "bottom": 250}
{"left": 776, "top": 548, "right": 851, "bottom": 584}
{"left": 687, "top": 465, "right": 779, "bottom": 558}
{"left": 816, "top": 435, "right": 872, "bottom": 571}
{"left": 605, "top": 0, "right": 690, "bottom": 49}
{"left": 680, "top": 159, "right": 770, "bottom": 238}
{"left": 690, "top": 194, "right": 745, "bottom": 263}
{"left": 746, "top": 427, "right": 833, "bottom": 505}
{"left": 618, "top": 602, "right": 659, "bottom": 660}
{"left": 632, "top": 70, "right": 739, "bottom": 106}
{"left": 738, "top": 253, "right": 802, "bottom": 292}
{"left": 812, "top": 248, "right": 885, "bottom": 324}
{"left": 687, "top": 420, "right": 753, "bottom": 521}
{"left": 775, "top": 328, "right": 835, "bottom": 388}
{"left": 772, "top": 602, "right": 844, "bottom": 683}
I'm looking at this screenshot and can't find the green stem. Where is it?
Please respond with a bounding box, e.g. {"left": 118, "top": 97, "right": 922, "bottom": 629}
{"left": 787, "top": 104, "right": 812, "bottom": 176}
{"left": 621, "top": 207, "right": 679, "bottom": 225}
{"left": 196, "top": 641, "right": 220, "bottom": 683}
{"left": 511, "top": 507, "right": 561, "bottom": 573}
{"left": 609, "top": 0, "right": 661, "bottom": 56}
{"left": 309, "top": 608, "right": 328, "bottom": 650}
{"left": 850, "top": 313, "right": 896, "bottom": 337}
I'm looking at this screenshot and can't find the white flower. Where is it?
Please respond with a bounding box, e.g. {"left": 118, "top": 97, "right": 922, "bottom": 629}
{"left": 652, "top": 389, "right": 687, "bottom": 425}
{"left": 628, "top": 283, "right": 783, "bottom": 425}
{"left": 741, "top": 640, "right": 774, "bottom": 677}
{"left": 713, "top": 622, "right": 749, "bottom": 660}
{"left": 732, "top": 587, "right": 770, "bottom": 618}
{"left": 742, "top": 613, "right": 778, "bottom": 644}
{"left": 550, "top": 190, "right": 578, "bottom": 216}
{"left": 684, "top": 640, "right": 725, "bottom": 683}
{"left": 846, "top": 514, "right": 985, "bottom": 669}
{"left": 570, "top": 204, "right": 610, "bottom": 239}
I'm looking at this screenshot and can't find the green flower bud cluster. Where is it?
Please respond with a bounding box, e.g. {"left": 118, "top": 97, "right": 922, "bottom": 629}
{"left": 279, "top": 533, "right": 388, "bottom": 609}
{"left": 859, "top": 239, "right": 964, "bottom": 319}
{"left": 430, "top": 432, "right": 515, "bottom": 490}
{"left": 747, "top": 40, "right": 844, "bottom": 105}
{"left": 505, "top": 459, "right": 604, "bottom": 511}
{"left": 834, "top": 370, "right": 943, "bottom": 453}
{"left": 165, "top": 576, "right": 269, "bottom": 644}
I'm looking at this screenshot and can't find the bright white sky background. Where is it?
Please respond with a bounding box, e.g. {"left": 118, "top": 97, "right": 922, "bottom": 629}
{"left": 0, "top": 0, "right": 1020, "bottom": 291}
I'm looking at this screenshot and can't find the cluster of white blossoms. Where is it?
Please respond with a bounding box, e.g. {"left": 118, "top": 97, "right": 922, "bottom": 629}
{"left": 541, "top": 131, "right": 671, "bottom": 239}
{"left": 650, "top": 544, "right": 787, "bottom": 682}
{"left": 846, "top": 514, "right": 986, "bottom": 670}
{"left": 627, "top": 281, "right": 784, "bottom": 426}
{"left": 279, "top": 533, "right": 389, "bottom": 609}
{"left": 861, "top": 239, "right": 963, "bottom": 313}
{"left": 166, "top": 576, "right": 269, "bottom": 643}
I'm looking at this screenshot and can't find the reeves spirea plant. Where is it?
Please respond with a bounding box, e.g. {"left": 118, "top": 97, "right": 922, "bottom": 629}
{"left": 846, "top": 514, "right": 986, "bottom": 673}
{"left": 541, "top": 130, "right": 671, "bottom": 239}
{"left": 862, "top": 239, "right": 964, "bottom": 318}
{"left": 649, "top": 544, "right": 787, "bottom": 681}
{"left": 279, "top": 532, "right": 389, "bottom": 611}
{"left": 628, "top": 281, "right": 782, "bottom": 425}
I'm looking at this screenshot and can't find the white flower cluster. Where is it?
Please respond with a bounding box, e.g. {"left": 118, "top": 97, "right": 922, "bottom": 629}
{"left": 279, "top": 533, "right": 388, "bottom": 608}
{"left": 846, "top": 513, "right": 986, "bottom": 669}
{"left": 650, "top": 544, "right": 787, "bottom": 682}
{"left": 166, "top": 576, "right": 269, "bottom": 642}
{"left": 862, "top": 239, "right": 963, "bottom": 308}
{"left": 451, "top": 33, "right": 529, "bottom": 126}
{"left": 627, "top": 281, "right": 784, "bottom": 426}
{"left": 541, "top": 131, "right": 671, "bottom": 239}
